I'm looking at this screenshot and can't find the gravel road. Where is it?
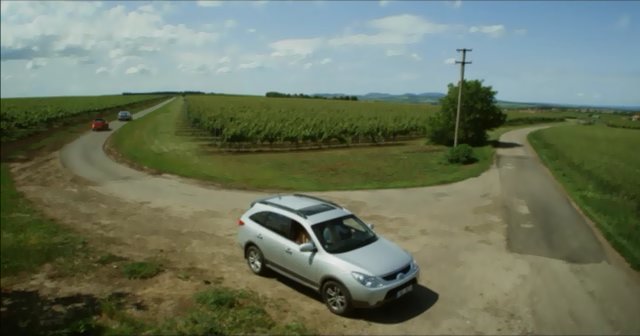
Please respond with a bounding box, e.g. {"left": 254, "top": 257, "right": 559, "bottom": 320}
{"left": 11, "top": 101, "right": 639, "bottom": 334}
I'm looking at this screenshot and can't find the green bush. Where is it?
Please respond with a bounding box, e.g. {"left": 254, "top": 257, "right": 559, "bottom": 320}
{"left": 427, "top": 79, "right": 506, "bottom": 146}
{"left": 446, "top": 144, "right": 477, "bottom": 164}
{"left": 122, "top": 261, "right": 162, "bottom": 279}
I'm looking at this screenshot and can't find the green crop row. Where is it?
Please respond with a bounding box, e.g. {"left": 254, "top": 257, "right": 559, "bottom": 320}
{"left": 1, "top": 95, "right": 165, "bottom": 141}
{"left": 529, "top": 125, "right": 640, "bottom": 269}
{"left": 184, "top": 95, "right": 436, "bottom": 147}
{"left": 605, "top": 119, "right": 640, "bottom": 130}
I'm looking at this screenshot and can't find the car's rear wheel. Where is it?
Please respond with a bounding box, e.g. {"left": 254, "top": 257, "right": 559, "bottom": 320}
{"left": 246, "top": 245, "right": 267, "bottom": 276}
{"left": 322, "top": 280, "right": 353, "bottom": 316}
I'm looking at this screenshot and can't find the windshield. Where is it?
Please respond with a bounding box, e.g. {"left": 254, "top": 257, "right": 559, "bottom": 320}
{"left": 311, "top": 215, "right": 377, "bottom": 254}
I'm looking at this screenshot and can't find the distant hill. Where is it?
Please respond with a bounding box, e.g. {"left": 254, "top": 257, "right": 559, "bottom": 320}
{"left": 314, "top": 92, "right": 639, "bottom": 112}
{"left": 313, "top": 92, "right": 444, "bottom": 104}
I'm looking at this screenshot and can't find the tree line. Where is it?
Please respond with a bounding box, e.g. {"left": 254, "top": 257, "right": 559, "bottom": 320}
{"left": 265, "top": 92, "right": 358, "bottom": 101}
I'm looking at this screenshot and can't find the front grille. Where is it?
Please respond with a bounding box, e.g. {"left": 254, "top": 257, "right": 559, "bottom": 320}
{"left": 384, "top": 278, "right": 417, "bottom": 300}
{"left": 382, "top": 264, "right": 411, "bottom": 281}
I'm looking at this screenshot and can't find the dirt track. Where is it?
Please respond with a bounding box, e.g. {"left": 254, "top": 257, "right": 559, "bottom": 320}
{"left": 6, "top": 102, "right": 640, "bottom": 334}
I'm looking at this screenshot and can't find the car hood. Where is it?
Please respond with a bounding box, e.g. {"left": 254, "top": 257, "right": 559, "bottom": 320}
{"left": 336, "top": 237, "right": 411, "bottom": 276}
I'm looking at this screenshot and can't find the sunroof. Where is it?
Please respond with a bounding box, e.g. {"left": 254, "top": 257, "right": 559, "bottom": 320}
{"left": 299, "top": 203, "right": 336, "bottom": 216}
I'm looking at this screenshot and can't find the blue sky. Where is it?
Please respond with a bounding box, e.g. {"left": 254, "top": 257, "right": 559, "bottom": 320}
{"left": 1, "top": 0, "right": 638, "bottom": 106}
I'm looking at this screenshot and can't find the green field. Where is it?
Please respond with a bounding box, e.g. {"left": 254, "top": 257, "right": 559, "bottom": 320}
{"left": 0, "top": 95, "right": 312, "bottom": 334}
{"left": 1, "top": 94, "right": 167, "bottom": 141}
{"left": 529, "top": 125, "right": 640, "bottom": 269}
{"left": 0, "top": 164, "right": 88, "bottom": 276}
{"left": 111, "top": 97, "right": 495, "bottom": 191}
{"left": 185, "top": 95, "right": 436, "bottom": 149}
{"left": 504, "top": 109, "right": 585, "bottom": 125}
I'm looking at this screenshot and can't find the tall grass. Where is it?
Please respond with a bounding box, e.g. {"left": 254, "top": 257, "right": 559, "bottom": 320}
{"left": 529, "top": 125, "right": 640, "bottom": 269}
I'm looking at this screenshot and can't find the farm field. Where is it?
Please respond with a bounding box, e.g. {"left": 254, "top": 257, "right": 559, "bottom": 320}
{"left": 110, "top": 97, "right": 496, "bottom": 191}
{"left": 185, "top": 94, "right": 435, "bottom": 149}
{"left": 504, "top": 109, "right": 585, "bottom": 125}
{"left": 1, "top": 94, "right": 167, "bottom": 141}
{"left": 0, "top": 114, "right": 313, "bottom": 335}
{"left": 529, "top": 124, "right": 640, "bottom": 269}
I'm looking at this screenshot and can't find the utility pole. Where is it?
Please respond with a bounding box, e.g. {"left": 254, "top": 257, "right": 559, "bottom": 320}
{"left": 454, "top": 48, "right": 472, "bottom": 147}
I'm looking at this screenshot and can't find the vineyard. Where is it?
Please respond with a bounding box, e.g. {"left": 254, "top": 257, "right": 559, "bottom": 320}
{"left": 184, "top": 95, "right": 436, "bottom": 149}
{"left": 1, "top": 94, "right": 167, "bottom": 141}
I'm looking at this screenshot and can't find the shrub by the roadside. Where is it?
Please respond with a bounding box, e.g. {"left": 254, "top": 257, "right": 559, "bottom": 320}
{"left": 446, "top": 144, "right": 477, "bottom": 164}
{"left": 122, "top": 261, "right": 163, "bottom": 279}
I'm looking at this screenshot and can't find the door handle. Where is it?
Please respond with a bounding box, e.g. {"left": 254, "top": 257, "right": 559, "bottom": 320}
{"left": 257, "top": 234, "right": 263, "bottom": 240}
{"left": 285, "top": 248, "right": 292, "bottom": 255}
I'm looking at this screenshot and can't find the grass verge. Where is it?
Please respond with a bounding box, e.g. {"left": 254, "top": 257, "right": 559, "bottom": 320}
{"left": 0, "top": 164, "right": 89, "bottom": 277}
{"left": 122, "top": 260, "right": 163, "bottom": 279}
{"left": 529, "top": 124, "right": 640, "bottom": 269}
{"left": 1, "top": 96, "right": 313, "bottom": 334}
{"left": 99, "top": 287, "right": 313, "bottom": 335}
{"left": 110, "top": 98, "right": 502, "bottom": 191}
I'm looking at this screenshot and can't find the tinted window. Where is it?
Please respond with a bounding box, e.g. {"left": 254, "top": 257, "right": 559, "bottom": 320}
{"left": 311, "top": 215, "right": 377, "bottom": 253}
{"left": 251, "top": 212, "right": 292, "bottom": 238}
{"left": 290, "top": 221, "right": 312, "bottom": 245}
{"left": 249, "top": 212, "right": 269, "bottom": 225}
{"left": 265, "top": 213, "right": 291, "bottom": 237}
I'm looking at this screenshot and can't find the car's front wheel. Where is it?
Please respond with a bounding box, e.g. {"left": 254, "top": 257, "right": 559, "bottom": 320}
{"left": 246, "top": 245, "right": 267, "bottom": 276}
{"left": 322, "top": 280, "right": 353, "bottom": 316}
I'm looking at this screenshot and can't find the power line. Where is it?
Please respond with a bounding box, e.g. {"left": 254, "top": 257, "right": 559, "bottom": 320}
{"left": 454, "top": 48, "right": 472, "bottom": 148}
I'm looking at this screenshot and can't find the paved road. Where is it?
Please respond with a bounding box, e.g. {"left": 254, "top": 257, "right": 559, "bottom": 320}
{"left": 497, "top": 127, "right": 605, "bottom": 263}
{"left": 54, "top": 102, "right": 640, "bottom": 335}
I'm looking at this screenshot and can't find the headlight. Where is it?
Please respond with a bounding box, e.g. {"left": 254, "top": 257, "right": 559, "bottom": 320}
{"left": 411, "top": 258, "right": 419, "bottom": 270}
{"left": 351, "top": 271, "right": 383, "bottom": 288}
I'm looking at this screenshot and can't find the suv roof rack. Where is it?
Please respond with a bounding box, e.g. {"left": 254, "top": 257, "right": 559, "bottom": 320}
{"left": 258, "top": 200, "right": 308, "bottom": 219}
{"left": 292, "top": 194, "right": 342, "bottom": 209}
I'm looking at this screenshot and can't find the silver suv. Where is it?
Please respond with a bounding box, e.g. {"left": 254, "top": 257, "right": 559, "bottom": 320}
{"left": 237, "top": 194, "right": 420, "bottom": 315}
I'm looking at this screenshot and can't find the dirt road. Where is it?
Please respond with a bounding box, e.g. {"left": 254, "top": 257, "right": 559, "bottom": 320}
{"left": 9, "top": 104, "right": 640, "bottom": 334}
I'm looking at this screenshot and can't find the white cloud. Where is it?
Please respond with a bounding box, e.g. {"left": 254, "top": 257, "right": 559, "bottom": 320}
{"left": 270, "top": 38, "right": 323, "bottom": 57}
{"left": 218, "top": 56, "right": 231, "bottom": 64}
{"left": 577, "top": 92, "right": 585, "bottom": 97}
{"left": 196, "top": 1, "right": 223, "bottom": 8}
{"left": 252, "top": 1, "right": 269, "bottom": 7}
{"left": 224, "top": 19, "right": 237, "bottom": 29}
{"left": 109, "top": 49, "right": 125, "bottom": 59}
{"left": 410, "top": 53, "right": 421, "bottom": 61}
{"left": 320, "top": 58, "right": 332, "bottom": 65}
{"left": 2, "top": 75, "right": 14, "bottom": 81}
{"left": 216, "top": 66, "right": 231, "bottom": 73}
{"left": 96, "top": 67, "right": 109, "bottom": 75}
{"left": 444, "top": 57, "right": 456, "bottom": 65}
{"left": 469, "top": 24, "right": 506, "bottom": 38}
{"left": 25, "top": 59, "right": 47, "bottom": 70}
{"left": 514, "top": 28, "right": 527, "bottom": 36}
{"left": 379, "top": 0, "right": 390, "bottom": 7}
{"left": 0, "top": 2, "right": 218, "bottom": 65}
{"left": 451, "top": 0, "right": 462, "bottom": 9}
{"left": 615, "top": 14, "right": 630, "bottom": 30}
{"left": 125, "top": 64, "right": 151, "bottom": 75}
{"left": 385, "top": 49, "right": 404, "bottom": 57}
{"left": 247, "top": 28, "right": 257, "bottom": 33}
{"left": 138, "top": 4, "right": 155, "bottom": 13}
{"left": 237, "top": 61, "right": 261, "bottom": 70}
{"left": 329, "top": 14, "right": 449, "bottom": 46}
{"left": 303, "top": 62, "right": 313, "bottom": 70}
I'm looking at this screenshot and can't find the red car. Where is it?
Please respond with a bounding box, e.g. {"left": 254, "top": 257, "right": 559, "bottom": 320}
{"left": 91, "top": 118, "right": 109, "bottom": 131}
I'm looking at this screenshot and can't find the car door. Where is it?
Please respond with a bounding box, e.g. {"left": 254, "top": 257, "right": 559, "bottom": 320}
{"left": 278, "top": 221, "right": 324, "bottom": 289}
{"left": 248, "top": 211, "right": 290, "bottom": 267}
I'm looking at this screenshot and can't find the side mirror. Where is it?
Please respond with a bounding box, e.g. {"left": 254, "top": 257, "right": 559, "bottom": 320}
{"left": 299, "top": 242, "right": 317, "bottom": 253}
{"left": 366, "top": 223, "right": 375, "bottom": 230}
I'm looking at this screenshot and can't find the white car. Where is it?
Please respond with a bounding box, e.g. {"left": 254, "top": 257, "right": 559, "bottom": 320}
{"left": 237, "top": 194, "right": 420, "bottom": 315}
